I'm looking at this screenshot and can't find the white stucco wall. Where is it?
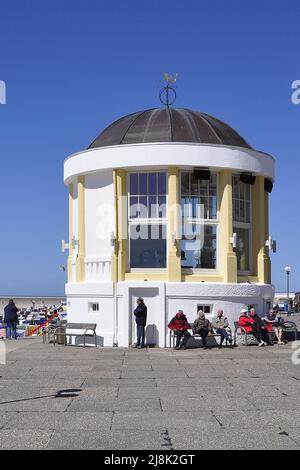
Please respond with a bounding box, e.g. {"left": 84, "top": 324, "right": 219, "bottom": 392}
{"left": 66, "top": 281, "right": 274, "bottom": 347}
{"left": 84, "top": 171, "right": 114, "bottom": 282}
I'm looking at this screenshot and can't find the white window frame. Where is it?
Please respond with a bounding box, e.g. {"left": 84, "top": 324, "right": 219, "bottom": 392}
{"left": 180, "top": 171, "right": 220, "bottom": 273}
{"left": 127, "top": 170, "right": 168, "bottom": 272}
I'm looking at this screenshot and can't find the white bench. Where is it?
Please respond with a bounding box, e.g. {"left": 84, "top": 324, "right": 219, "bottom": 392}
{"left": 169, "top": 330, "right": 229, "bottom": 348}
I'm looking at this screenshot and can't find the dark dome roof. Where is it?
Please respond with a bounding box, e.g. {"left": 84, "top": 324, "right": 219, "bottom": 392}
{"left": 88, "top": 108, "right": 252, "bottom": 150}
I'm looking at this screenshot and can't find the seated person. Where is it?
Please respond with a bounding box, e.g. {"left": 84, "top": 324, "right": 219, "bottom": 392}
{"left": 211, "top": 309, "right": 233, "bottom": 348}
{"left": 249, "top": 308, "right": 272, "bottom": 345}
{"left": 192, "top": 310, "right": 213, "bottom": 350}
{"left": 168, "top": 310, "right": 191, "bottom": 350}
{"left": 264, "top": 309, "right": 285, "bottom": 345}
{"left": 238, "top": 308, "right": 267, "bottom": 347}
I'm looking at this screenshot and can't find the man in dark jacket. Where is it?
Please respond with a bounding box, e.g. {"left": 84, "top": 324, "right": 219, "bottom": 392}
{"left": 168, "top": 310, "right": 191, "bottom": 350}
{"left": 133, "top": 297, "right": 147, "bottom": 349}
{"left": 4, "top": 299, "right": 19, "bottom": 340}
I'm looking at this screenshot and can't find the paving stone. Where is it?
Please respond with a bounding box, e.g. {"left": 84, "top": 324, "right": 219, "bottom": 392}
{"left": 121, "top": 370, "right": 188, "bottom": 378}
{"left": 46, "top": 429, "right": 168, "bottom": 450}
{"left": 117, "top": 387, "right": 198, "bottom": 399}
{"left": 169, "top": 428, "right": 300, "bottom": 450}
{"left": 111, "top": 411, "right": 219, "bottom": 430}
{"left": 0, "top": 396, "right": 73, "bottom": 412}
{"left": 248, "top": 396, "right": 300, "bottom": 411}
{"left": 68, "top": 397, "right": 162, "bottom": 412}
{"left": 161, "top": 397, "right": 256, "bottom": 412}
{"left": 3, "top": 412, "right": 113, "bottom": 431}
{"left": 0, "top": 430, "right": 53, "bottom": 449}
{"left": 214, "top": 410, "right": 300, "bottom": 428}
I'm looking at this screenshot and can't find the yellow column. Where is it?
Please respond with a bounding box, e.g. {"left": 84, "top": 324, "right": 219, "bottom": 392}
{"left": 117, "top": 169, "right": 127, "bottom": 281}
{"left": 67, "top": 183, "right": 73, "bottom": 282}
{"left": 76, "top": 176, "right": 86, "bottom": 282}
{"left": 265, "top": 191, "right": 271, "bottom": 284}
{"left": 252, "top": 176, "right": 270, "bottom": 284}
{"left": 111, "top": 170, "right": 118, "bottom": 282}
{"left": 219, "top": 170, "right": 237, "bottom": 283}
{"left": 167, "top": 167, "right": 181, "bottom": 281}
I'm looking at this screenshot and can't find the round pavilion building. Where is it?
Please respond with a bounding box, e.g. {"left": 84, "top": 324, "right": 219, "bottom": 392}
{"left": 64, "top": 107, "right": 275, "bottom": 347}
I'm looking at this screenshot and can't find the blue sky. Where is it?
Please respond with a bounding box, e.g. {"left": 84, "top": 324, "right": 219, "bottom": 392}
{"left": 0, "top": 0, "right": 299, "bottom": 295}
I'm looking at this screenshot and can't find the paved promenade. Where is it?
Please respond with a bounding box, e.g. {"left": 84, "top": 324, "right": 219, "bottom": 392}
{"left": 1, "top": 329, "right": 300, "bottom": 450}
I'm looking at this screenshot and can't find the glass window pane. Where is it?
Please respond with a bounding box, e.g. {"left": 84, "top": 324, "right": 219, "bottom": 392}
{"left": 149, "top": 173, "right": 157, "bottom": 195}
{"left": 158, "top": 195, "right": 166, "bottom": 218}
{"left": 158, "top": 172, "right": 166, "bottom": 195}
{"left": 245, "top": 202, "right": 250, "bottom": 223}
{"left": 130, "top": 174, "right": 138, "bottom": 195}
{"left": 199, "top": 196, "right": 208, "bottom": 219}
{"left": 149, "top": 196, "right": 157, "bottom": 218}
{"left": 235, "top": 227, "right": 250, "bottom": 272}
{"left": 130, "top": 224, "right": 167, "bottom": 268}
{"left": 139, "top": 174, "right": 147, "bottom": 195}
{"left": 240, "top": 200, "right": 245, "bottom": 221}
{"left": 138, "top": 196, "right": 148, "bottom": 218}
{"left": 209, "top": 196, "right": 217, "bottom": 219}
{"left": 191, "top": 197, "right": 201, "bottom": 218}
{"left": 191, "top": 174, "right": 198, "bottom": 195}
{"left": 129, "top": 196, "right": 139, "bottom": 218}
{"left": 199, "top": 179, "right": 208, "bottom": 195}
{"left": 210, "top": 174, "right": 217, "bottom": 194}
{"left": 181, "top": 197, "right": 191, "bottom": 219}
{"left": 181, "top": 172, "right": 190, "bottom": 195}
{"left": 181, "top": 224, "right": 216, "bottom": 269}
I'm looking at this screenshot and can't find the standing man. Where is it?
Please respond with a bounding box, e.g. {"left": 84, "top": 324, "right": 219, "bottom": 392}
{"left": 4, "top": 299, "right": 19, "bottom": 340}
{"left": 133, "top": 297, "right": 147, "bottom": 349}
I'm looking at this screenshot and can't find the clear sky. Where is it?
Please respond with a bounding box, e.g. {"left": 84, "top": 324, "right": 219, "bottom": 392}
{"left": 0, "top": 0, "right": 299, "bottom": 295}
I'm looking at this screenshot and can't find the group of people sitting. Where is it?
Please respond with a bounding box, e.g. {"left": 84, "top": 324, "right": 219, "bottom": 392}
{"left": 168, "top": 309, "right": 233, "bottom": 350}
{"left": 238, "top": 307, "right": 285, "bottom": 346}
{"left": 168, "top": 307, "right": 285, "bottom": 350}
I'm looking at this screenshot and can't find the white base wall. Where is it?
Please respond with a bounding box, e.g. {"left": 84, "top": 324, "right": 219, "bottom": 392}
{"left": 65, "top": 281, "right": 275, "bottom": 348}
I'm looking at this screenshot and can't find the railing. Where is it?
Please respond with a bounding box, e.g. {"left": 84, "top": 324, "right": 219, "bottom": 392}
{"left": 85, "top": 257, "right": 111, "bottom": 282}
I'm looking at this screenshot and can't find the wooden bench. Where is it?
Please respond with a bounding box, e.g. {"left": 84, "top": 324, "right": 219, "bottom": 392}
{"left": 233, "top": 320, "right": 298, "bottom": 346}
{"left": 53, "top": 323, "right": 97, "bottom": 347}
{"left": 169, "top": 330, "right": 229, "bottom": 348}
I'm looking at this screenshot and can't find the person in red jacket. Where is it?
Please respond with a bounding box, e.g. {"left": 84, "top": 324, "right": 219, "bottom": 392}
{"left": 168, "top": 310, "right": 191, "bottom": 350}
{"left": 238, "top": 308, "right": 267, "bottom": 346}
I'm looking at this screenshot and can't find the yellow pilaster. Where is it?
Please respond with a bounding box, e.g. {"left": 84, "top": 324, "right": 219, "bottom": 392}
{"left": 67, "top": 183, "right": 73, "bottom": 282}
{"left": 265, "top": 191, "right": 271, "bottom": 284}
{"left": 111, "top": 170, "right": 118, "bottom": 282}
{"left": 117, "top": 169, "right": 127, "bottom": 281}
{"left": 76, "top": 176, "right": 86, "bottom": 282}
{"left": 252, "top": 176, "right": 270, "bottom": 284}
{"left": 167, "top": 167, "right": 181, "bottom": 281}
{"left": 219, "top": 170, "right": 237, "bottom": 283}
